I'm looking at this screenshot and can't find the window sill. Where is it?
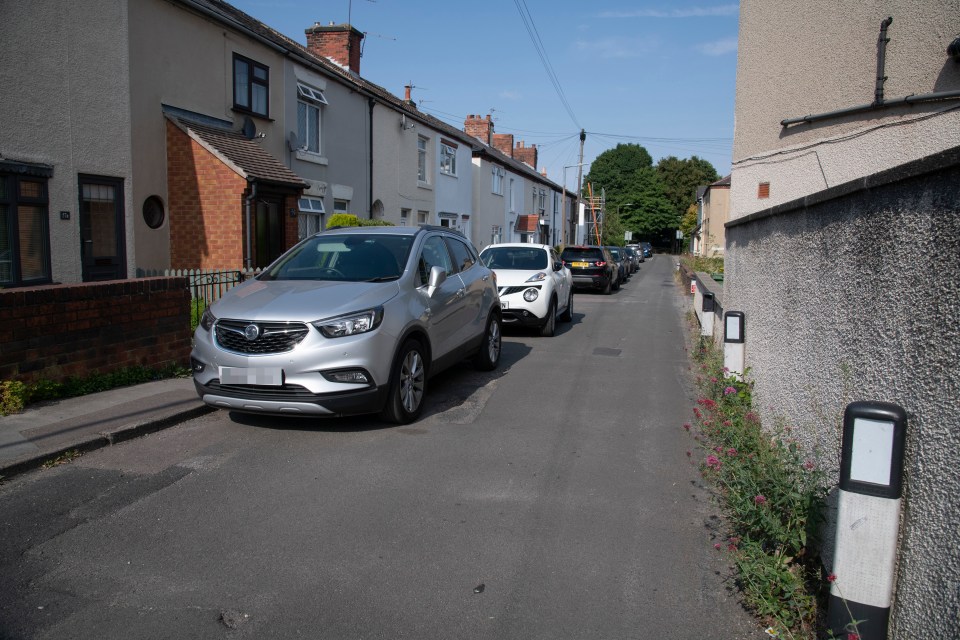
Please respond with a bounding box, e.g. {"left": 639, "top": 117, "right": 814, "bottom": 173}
{"left": 440, "top": 172, "right": 458, "bottom": 179}
{"left": 294, "top": 150, "right": 329, "bottom": 165}
{"left": 417, "top": 181, "right": 432, "bottom": 191}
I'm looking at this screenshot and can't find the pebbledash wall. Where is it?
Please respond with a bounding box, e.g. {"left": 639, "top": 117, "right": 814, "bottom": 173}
{"left": 724, "top": 146, "right": 960, "bottom": 637}
{"left": 0, "top": 278, "right": 192, "bottom": 384}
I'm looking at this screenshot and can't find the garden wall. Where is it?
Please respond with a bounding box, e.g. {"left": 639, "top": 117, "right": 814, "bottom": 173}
{"left": 724, "top": 146, "right": 960, "bottom": 638}
{"left": 0, "top": 278, "right": 192, "bottom": 383}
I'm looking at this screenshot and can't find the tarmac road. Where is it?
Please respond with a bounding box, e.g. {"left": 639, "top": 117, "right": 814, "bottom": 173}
{"left": 0, "top": 255, "right": 765, "bottom": 640}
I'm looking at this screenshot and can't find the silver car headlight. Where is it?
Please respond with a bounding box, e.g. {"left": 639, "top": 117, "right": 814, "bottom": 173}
{"left": 313, "top": 307, "right": 384, "bottom": 338}
{"left": 199, "top": 308, "right": 216, "bottom": 332}
{"left": 523, "top": 288, "right": 539, "bottom": 302}
{"left": 525, "top": 272, "right": 547, "bottom": 283}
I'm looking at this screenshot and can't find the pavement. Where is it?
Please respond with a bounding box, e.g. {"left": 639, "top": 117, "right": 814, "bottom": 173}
{"left": 0, "top": 377, "right": 212, "bottom": 480}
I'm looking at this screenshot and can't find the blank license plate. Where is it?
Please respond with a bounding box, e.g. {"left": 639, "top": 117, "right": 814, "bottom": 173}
{"left": 219, "top": 366, "right": 283, "bottom": 386}
{"left": 572, "top": 261, "right": 589, "bottom": 268}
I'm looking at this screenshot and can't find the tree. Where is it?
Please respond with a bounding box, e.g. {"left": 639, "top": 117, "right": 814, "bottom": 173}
{"left": 655, "top": 155, "right": 719, "bottom": 224}
{"left": 679, "top": 203, "right": 698, "bottom": 253}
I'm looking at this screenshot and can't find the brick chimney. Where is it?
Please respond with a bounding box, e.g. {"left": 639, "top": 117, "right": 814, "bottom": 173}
{"left": 464, "top": 114, "right": 494, "bottom": 146}
{"left": 492, "top": 133, "right": 514, "bottom": 157}
{"left": 305, "top": 23, "right": 364, "bottom": 74}
{"left": 403, "top": 85, "right": 416, "bottom": 108}
{"left": 514, "top": 140, "right": 538, "bottom": 169}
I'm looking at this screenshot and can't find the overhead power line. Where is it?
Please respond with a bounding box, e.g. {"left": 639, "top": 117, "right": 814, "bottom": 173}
{"left": 512, "top": 0, "right": 581, "bottom": 130}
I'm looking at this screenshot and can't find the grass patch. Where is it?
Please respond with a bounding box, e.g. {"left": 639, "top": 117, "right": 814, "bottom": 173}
{"left": 687, "top": 334, "right": 828, "bottom": 638}
{"left": 41, "top": 449, "right": 82, "bottom": 469}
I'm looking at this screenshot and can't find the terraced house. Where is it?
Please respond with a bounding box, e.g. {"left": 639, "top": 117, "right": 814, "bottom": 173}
{"left": 1, "top": 0, "right": 570, "bottom": 288}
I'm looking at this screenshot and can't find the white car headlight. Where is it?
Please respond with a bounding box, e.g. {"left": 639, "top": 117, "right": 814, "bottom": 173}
{"left": 523, "top": 288, "right": 539, "bottom": 302}
{"left": 525, "top": 272, "right": 547, "bottom": 283}
{"left": 313, "top": 307, "right": 384, "bottom": 338}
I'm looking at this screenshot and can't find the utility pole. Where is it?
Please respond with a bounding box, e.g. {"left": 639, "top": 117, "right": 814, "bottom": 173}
{"left": 574, "top": 129, "right": 586, "bottom": 245}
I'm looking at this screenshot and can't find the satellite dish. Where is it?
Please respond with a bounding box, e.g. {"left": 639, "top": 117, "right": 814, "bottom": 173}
{"left": 242, "top": 117, "right": 256, "bottom": 139}
{"left": 287, "top": 131, "right": 300, "bottom": 151}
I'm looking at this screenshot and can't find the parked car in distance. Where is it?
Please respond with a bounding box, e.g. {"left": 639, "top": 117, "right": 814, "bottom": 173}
{"left": 640, "top": 242, "right": 653, "bottom": 259}
{"left": 606, "top": 246, "right": 630, "bottom": 283}
{"left": 560, "top": 245, "right": 618, "bottom": 294}
{"left": 191, "top": 225, "right": 502, "bottom": 424}
{"left": 627, "top": 244, "right": 645, "bottom": 264}
{"left": 623, "top": 246, "right": 641, "bottom": 271}
{"left": 479, "top": 243, "right": 573, "bottom": 337}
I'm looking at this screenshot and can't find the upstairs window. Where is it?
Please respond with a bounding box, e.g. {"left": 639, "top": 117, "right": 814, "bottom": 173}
{"left": 233, "top": 53, "right": 269, "bottom": 117}
{"left": 417, "top": 136, "right": 428, "bottom": 183}
{"left": 492, "top": 167, "right": 504, "bottom": 195}
{"left": 538, "top": 189, "right": 546, "bottom": 214}
{"left": 297, "top": 82, "right": 327, "bottom": 154}
{"left": 440, "top": 140, "right": 457, "bottom": 176}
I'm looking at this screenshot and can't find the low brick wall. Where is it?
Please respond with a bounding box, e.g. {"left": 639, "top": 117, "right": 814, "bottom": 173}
{"left": 0, "top": 278, "right": 192, "bottom": 383}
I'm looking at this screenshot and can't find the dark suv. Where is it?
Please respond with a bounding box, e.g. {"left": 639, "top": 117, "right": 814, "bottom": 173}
{"left": 560, "top": 245, "right": 617, "bottom": 294}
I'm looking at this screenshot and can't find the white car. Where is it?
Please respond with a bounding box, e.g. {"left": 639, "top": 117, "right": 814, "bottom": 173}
{"left": 479, "top": 243, "right": 574, "bottom": 337}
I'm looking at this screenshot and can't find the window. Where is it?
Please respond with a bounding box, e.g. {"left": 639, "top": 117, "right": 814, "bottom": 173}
{"left": 538, "top": 189, "right": 546, "bottom": 214}
{"left": 298, "top": 197, "right": 325, "bottom": 239}
{"left": 417, "top": 236, "right": 454, "bottom": 285}
{"left": 233, "top": 53, "right": 269, "bottom": 117}
{"left": 0, "top": 170, "right": 51, "bottom": 286}
{"left": 417, "top": 210, "right": 428, "bottom": 224}
{"left": 401, "top": 208, "right": 411, "bottom": 225}
{"left": 334, "top": 199, "right": 349, "bottom": 214}
{"left": 297, "top": 83, "right": 326, "bottom": 154}
{"left": 492, "top": 167, "right": 504, "bottom": 195}
{"left": 509, "top": 178, "right": 515, "bottom": 213}
{"left": 440, "top": 141, "right": 457, "bottom": 176}
{"left": 445, "top": 236, "right": 476, "bottom": 272}
{"left": 438, "top": 213, "right": 456, "bottom": 229}
{"left": 417, "top": 136, "right": 428, "bottom": 182}
{"left": 491, "top": 225, "right": 502, "bottom": 245}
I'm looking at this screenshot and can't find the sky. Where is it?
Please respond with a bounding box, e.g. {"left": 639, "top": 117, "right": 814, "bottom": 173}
{"left": 229, "top": 0, "right": 740, "bottom": 186}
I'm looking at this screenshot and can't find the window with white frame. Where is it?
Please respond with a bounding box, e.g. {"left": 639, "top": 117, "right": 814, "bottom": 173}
{"left": 492, "top": 167, "right": 504, "bottom": 195}
{"left": 417, "top": 136, "right": 428, "bottom": 182}
{"left": 440, "top": 140, "right": 457, "bottom": 176}
{"left": 297, "top": 196, "right": 325, "bottom": 239}
{"left": 297, "top": 82, "right": 327, "bottom": 154}
{"left": 509, "top": 178, "right": 515, "bottom": 212}
{"left": 491, "top": 225, "right": 502, "bottom": 245}
{"left": 417, "top": 210, "right": 428, "bottom": 224}
{"left": 334, "top": 199, "right": 349, "bottom": 214}
{"left": 538, "top": 189, "right": 546, "bottom": 214}
{"left": 401, "top": 208, "right": 411, "bottom": 225}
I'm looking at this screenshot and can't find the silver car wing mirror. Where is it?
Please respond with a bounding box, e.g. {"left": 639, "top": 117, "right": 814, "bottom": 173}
{"left": 426, "top": 265, "right": 447, "bottom": 296}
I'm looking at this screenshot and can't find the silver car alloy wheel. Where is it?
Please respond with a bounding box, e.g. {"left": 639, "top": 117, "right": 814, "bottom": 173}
{"left": 400, "top": 349, "right": 425, "bottom": 412}
{"left": 487, "top": 318, "right": 502, "bottom": 363}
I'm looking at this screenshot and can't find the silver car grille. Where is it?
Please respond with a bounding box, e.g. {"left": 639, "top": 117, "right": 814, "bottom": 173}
{"left": 215, "top": 319, "right": 310, "bottom": 354}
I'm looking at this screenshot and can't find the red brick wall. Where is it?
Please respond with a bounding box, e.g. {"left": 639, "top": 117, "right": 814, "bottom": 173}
{"left": 167, "top": 120, "right": 247, "bottom": 270}
{"left": 0, "top": 278, "right": 192, "bottom": 384}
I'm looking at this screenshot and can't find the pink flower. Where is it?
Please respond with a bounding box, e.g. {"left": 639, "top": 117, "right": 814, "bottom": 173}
{"left": 803, "top": 460, "right": 815, "bottom": 471}
{"left": 848, "top": 633, "right": 860, "bottom": 640}
{"left": 724, "top": 386, "right": 737, "bottom": 395}
{"left": 722, "top": 367, "right": 730, "bottom": 373}
{"left": 727, "top": 543, "right": 738, "bottom": 552}
{"left": 693, "top": 407, "right": 702, "bottom": 418}
{"left": 827, "top": 573, "right": 837, "bottom": 583}
{"left": 726, "top": 448, "right": 738, "bottom": 457}
{"left": 714, "top": 542, "right": 722, "bottom": 550}
{"left": 723, "top": 420, "right": 733, "bottom": 427}
{"left": 754, "top": 494, "right": 767, "bottom": 505}
{"left": 705, "top": 454, "right": 722, "bottom": 470}
{"left": 686, "top": 451, "right": 692, "bottom": 457}
{"left": 683, "top": 423, "right": 691, "bottom": 431}
{"left": 710, "top": 377, "right": 718, "bottom": 383}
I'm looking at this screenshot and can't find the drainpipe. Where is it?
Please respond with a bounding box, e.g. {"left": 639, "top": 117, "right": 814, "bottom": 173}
{"left": 244, "top": 181, "right": 257, "bottom": 270}
{"left": 368, "top": 98, "right": 375, "bottom": 218}
{"left": 782, "top": 17, "right": 960, "bottom": 127}
{"left": 874, "top": 17, "right": 893, "bottom": 106}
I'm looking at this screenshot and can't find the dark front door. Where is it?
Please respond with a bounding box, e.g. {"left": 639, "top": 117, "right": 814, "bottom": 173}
{"left": 255, "top": 196, "right": 284, "bottom": 268}
{"left": 79, "top": 175, "right": 126, "bottom": 281}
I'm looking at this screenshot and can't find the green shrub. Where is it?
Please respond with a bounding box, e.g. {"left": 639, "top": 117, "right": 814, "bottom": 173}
{"left": 326, "top": 214, "right": 395, "bottom": 229}
{"left": 1, "top": 380, "right": 28, "bottom": 415}
{"left": 689, "top": 336, "right": 827, "bottom": 638}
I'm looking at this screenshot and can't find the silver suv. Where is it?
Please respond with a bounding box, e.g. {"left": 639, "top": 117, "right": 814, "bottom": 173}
{"left": 191, "top": 225, "right": 502, "bottom": 424}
